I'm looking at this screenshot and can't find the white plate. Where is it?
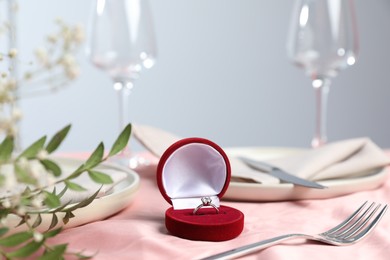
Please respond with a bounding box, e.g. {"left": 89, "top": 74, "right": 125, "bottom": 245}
{"left": 224, "top": 147, "right": 389, "bottom": 201}
{"left": 6, "top": 157, "right": 140, "bottom": 233}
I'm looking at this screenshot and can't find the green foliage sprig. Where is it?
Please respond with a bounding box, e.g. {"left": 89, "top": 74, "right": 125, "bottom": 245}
{"left": 0, "top": 123, "right": 132, "bottom": 259}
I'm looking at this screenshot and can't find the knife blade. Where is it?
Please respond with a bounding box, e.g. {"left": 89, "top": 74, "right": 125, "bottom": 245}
{"left": 238, "top": 156, "right": 327, "bottom": 189}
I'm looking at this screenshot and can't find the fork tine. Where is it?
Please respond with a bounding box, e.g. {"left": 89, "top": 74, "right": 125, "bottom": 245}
{"left": 331, "top": 202, "right": 377, "bottom": 237}
{"left": 341, "top": 204, "right": 381, "bottom": 239}
{"left": 348, "top": 204, "right": 388, "bottom": 242}
{"left": 322, "top": 201, "right": 368, "bottom": 235}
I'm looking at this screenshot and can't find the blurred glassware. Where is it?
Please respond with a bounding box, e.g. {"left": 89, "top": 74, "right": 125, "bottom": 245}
{"left": 86, "top": 0, "right": 157, "bottom": 168}
{"left": 287, "top": 0, "right": 358, "bottom": 147}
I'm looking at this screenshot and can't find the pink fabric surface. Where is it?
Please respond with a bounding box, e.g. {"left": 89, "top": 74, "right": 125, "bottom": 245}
{"left": 49, "top": 153, "right": 390, "bottom": 260}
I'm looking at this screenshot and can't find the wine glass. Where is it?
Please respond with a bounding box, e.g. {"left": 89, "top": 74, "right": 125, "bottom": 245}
{"left": 86, "top": 0, "right": 157, "bottom": 168}
{"left": 286, "top": 0, "right": 358, "bottom": 147}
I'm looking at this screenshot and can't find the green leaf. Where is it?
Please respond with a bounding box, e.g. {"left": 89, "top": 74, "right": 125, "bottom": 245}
{"left": 39, "top": 244, "right": 67, "bottom": 260}
{"left": 7, "top": 240, "right": 43, "bottom": 258}
{"left": 0, "top": 208, "right": 10, "bottom": 220}
{"left": 0, "top": 231, "right": 32, "bottom": 247}
{"left": 14, "top": 164, "right": 37, "bottom": 185}
{"left": 43, "top": 191, "right": 61, "bottom": 208}
{"left": 108, "top": 124, "right": 131, "bottom": 157}
{"left": 46, "top": 125, "right": 71, "bottom": 153}
{"left": 65, "top": 188, "right": 100, "bottom": 211}
{"left": 56, "top": 186, "right": 68, "bottom": 199}
{"left": 15, "top": 217, "right": 28, "bottom": 228}
{"left": 18, "top": 136, "right": 47, "bottom": 159}
{"left": 88, "top": 170, "right": 113, "bottom": 184}
{"left": 62, "top": 211, "right": 75, "bottom": 225}
{"left": 44, "top": 228, "right": 62, "bottom": 238}
{"left": 84, "top": 142, "right": 104, "bottom": 169}
{"left": 40, "top": 159, "right": 62, "bottom": 177}
{"left": 65, "top": 180, "right": 86, "bottom": 191}
{"left": 66, "top": 163, "right": 86, "bottom": 180}
{"left": 32, "top": 214, "right": 42, "bottom": 228}
{"left": 0, "top": 227, "right": 9, "bottom": 237}
{"left": 49, "top": 201, "right": 70, "bottom": 213}
{"left": 21, "top": 186, "right": 32, "bottom": 196}
{"left": 48, "top": 214, "right": 59, "bottom": 230}
{"left": 0, "top": 136, "right": 14, "bottom": 162}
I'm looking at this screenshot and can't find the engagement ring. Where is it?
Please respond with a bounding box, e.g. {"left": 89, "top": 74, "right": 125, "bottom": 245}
{"left": 193, "top": 197, "right": 219, "bottom": 215}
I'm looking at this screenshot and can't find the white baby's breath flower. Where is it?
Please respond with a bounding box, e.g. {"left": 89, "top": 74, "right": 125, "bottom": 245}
{"left": 5, "top": 176, "right": 16, "bottom": 189}
{"left": 0, "top": 117, "right": 10, "bottom": 127}
{"left": 0, "top": 114, "right": 19, "bottom": 136}
{"left": 16, "top": 206, "right": 26, "bottom": 215}
{"left": 2, "top": 164, "right": 16, "bottom": 188}
{"left": 23, "top": 71, "right": 32, "bottom": 80}
{"left": 7, "top": 124, "right": 18, "bottom": 137}
{"left": 35, "top": 47, "right": 49, "bottom": 66}
{"left": 6, "top": 78, "right": 17, "bottom": 90}
{"left": 31, "top": 195, "right": 44, "bottom": 208}
{"left": 45, "top": 175, "right": 57, "bottom": 187}
{"left": 8, "top": 48, "right": 18, "bottom": 58}
{"left": 61, "top": 26, "right": 72, "bottom": 43}
{"left": 11, "top": 108, "right": 23, "bottom": 121}
{"left": 60, "top": 54, "right": 79, "bottom": 79}
{"left": 17, "top": 157, "right": 29, "bottom": 168}
{"left": 65, "top": 66, "right": 80, "bottom": 79}
{"left": 0, "top": 217, "right": 8, "bottom": 226}
{"left": 1, "top": 199, "right": 11, "bottom": 208}
{"left": 60, "top": 54, "right": 75, "bottom": 67}
{"left": 29, "top": 161, "right": 44, "bottom": 179}
{"left": 37, "top": 150, "right": 48, "bottom": 160}
{"left": 0, "top": 91, "right": 8, "bottom": 103}
{"left": 47, "top": 33, "right": 58, "bottom": 44}
{"left": 31, "top": 199, "right": 42, "bottom": 208}
{"left": 33, "top": 231, "right": 44, "bottom": 242}
{"left": 72, "top": 24, "right": 84, "bottom": 44}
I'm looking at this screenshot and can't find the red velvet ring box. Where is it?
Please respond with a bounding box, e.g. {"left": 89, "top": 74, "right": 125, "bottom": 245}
{"left": 156, "top": 137, "right": 244, "bottom": 241}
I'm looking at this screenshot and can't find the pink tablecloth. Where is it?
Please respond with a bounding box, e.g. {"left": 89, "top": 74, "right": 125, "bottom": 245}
{"left": 49, "top": 154, "right": 390, "bottom": 260}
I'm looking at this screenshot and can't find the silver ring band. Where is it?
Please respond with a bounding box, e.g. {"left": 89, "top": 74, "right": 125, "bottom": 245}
{"left": 193, "top": 197, "right": 219, "bottom": 215}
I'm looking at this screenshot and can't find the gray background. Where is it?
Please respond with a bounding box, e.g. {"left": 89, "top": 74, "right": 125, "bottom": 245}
{"left": 16, "top": 0, "right": 390, "bottom": 152}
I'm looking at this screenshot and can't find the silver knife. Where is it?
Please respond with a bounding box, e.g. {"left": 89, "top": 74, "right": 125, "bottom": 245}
{"left": 238, "top": 156, "right": 326, "bottom": 189}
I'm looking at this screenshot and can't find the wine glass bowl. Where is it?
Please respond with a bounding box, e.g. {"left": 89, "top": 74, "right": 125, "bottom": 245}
{"left": 86, "top": 0, "right": 157, "bottom": 168}
{"left": 287, "top": 0, "right": 358, "bottom": 147}
{"left": 87, "top": 0, "right": 156, "bottom": 81}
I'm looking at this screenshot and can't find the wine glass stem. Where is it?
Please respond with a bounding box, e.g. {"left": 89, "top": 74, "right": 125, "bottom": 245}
{"left": 115, "top": 80, "right": 133, "bottom": 156}
{"left": 312, "top": 78, "right": 330, "bottom": 148}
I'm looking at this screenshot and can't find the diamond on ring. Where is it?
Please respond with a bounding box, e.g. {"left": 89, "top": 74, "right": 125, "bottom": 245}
{"left": 201, "top": 197, "right": 212, "bottom": 206}
{"left": 193, "top": 197, "right": 219, "bottom": 215}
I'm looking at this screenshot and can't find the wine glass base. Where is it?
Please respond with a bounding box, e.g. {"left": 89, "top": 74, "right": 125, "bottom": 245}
{"left": 129, "top": 155, "right": 150, "bottom": 169}
{"left": 110, "top": 154, "right": 151, "bottom": 169}
{"left": 311, "top": 137, "right": 327, "bottom": 148}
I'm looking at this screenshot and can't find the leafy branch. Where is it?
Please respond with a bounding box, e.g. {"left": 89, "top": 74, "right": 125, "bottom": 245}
{"left": 0, "top": 123, "right": 132, "bottom": 259}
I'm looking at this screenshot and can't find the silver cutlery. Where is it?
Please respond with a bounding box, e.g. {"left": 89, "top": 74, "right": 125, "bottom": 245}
{"left": 201, "top": 201, "right": 388, "bottom": 260}
{"left": 238, "top": 156, "right": 326, "bottom": 189}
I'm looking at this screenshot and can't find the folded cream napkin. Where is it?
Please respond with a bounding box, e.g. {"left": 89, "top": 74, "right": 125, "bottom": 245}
{"left": 133, "top": 124, "right": 390, "bottom": 184}
{"left": 266, "top": 138, "right": 390, "bottom": 181}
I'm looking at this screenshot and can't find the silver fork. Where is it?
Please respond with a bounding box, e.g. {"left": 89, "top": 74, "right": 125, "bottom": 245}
{"left": 201, "top": 202, "right": 387, "bottom": 260}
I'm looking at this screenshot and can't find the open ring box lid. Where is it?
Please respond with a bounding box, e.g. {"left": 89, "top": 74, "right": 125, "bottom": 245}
{"left": 157, "top": 138, "right": 244, "bottom": 241}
